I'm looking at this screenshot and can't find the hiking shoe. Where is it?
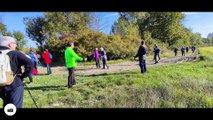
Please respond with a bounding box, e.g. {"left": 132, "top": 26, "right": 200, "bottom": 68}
{"left": 29, "top": 82, "right": 33, "bottom": 84}
{"left": 107, "top": 66, "right": 109, "bottom": 69}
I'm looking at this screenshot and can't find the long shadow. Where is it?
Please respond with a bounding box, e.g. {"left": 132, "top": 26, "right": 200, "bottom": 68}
{"left": 76, "top": 70, "right": 138, "bottom": 77}
{"left": 34, "top": 73, "right": 49, "bottom": 76}
{"left": 25, "top": 85, "right": 67, "bottom": 91}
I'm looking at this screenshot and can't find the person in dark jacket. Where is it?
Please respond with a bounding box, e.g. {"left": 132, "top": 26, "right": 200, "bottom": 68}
{"left": 186, "top": 46, "right": 189, "bottom": 53}
{"left": 134, "top": 40, "right": 147, "bottom": 73}
{"left": 191, "top": 46, "right": 196, "bottom": 53}
{"left": 174, "top": 47, "right": 178, "bottom": 56}
{"left": 181, "top": 46, "right": 185, "bottom": 56}
{"left": 100, "top": 47, "right": 109, "bottom": 69}
{"left": 0, "top": 36, "right": 34, "bottom": 108}
{"left": 153, "top": 44, "right": 160, "bottom": 64}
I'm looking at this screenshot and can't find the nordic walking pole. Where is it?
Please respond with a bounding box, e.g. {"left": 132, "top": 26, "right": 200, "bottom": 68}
{"left": 24, "top": 83, "right": 39, "bottom": 108}
{"left": 83, "top": 57, "right": 87, "bottom": 77}
{"left": 83, "top": 62, "right": 86, "bottom": 77}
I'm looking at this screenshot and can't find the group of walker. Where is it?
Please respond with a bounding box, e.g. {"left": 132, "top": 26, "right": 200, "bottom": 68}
{"left": 0, "top": 36, "right": 197, "bottom": 108}
{"left": 93, "top": 47, "right": 109, "bottom": 69}
{"left": 174, "top": 46, "right": 196, "bottom": 57}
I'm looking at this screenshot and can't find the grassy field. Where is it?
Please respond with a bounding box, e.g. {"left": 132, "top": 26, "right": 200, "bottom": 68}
{"left": 0, "top": 47, "right": 213, "bottom": 108}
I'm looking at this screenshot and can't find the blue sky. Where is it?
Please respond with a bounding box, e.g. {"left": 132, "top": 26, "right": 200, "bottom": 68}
{"left": 0, "top": 12, "right": 213, "bottom": 47}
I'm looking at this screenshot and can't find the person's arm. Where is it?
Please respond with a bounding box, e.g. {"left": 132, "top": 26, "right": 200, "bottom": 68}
{"left": 134, "top": 46, "right": 141, "bottom": 58}
{"left": 17, "top": 52, "right": 34, "bottom": 79}
{"left": 69, "top": 48, "right": 83, "bottom": 61}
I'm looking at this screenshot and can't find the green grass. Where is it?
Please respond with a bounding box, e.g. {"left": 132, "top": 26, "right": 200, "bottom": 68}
{"left": 0, "top": 47, "right": 213, "bottom": 108}
{"left": 198, "top": 47, "right": 213, "bottom": 61}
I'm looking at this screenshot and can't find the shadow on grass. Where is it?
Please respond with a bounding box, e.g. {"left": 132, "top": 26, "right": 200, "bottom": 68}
{"left": 76, "top": 70, "right": 138, "bottom": 77}
{"left": 25, "top": 85, "right": 67, "bottom": 91}
{"left": 34, "top": 73, "right": 49, "bottom": 76}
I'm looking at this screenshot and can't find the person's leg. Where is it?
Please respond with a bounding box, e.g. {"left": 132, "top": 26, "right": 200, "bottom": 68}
{"left": 4, "top": 86, "right": 24, "bottom": 108}
{"left": 49, "top": 64, "right": 52, "bottom": 74}
{"left": 97, "top": 59, "right": 101, "bottom": 68}
{"left": 141, "top": 60, "right": 146, "bottom": 73}
{"left": 143, "top": 60, "right": 147, "bottom": 72}
{"left": 71, "top": 68, "right": 76, "bottom": 85}
{"left": 34, "top": 62, "right": 37, "bottom": 70}
{"left": 28, "top": 74, "right": 33, "bottom": 83}
{"left": 139, "top": 59, "right": 143, "bottom": 73}
{"left": 158, "top": 53, "right": 160, "bottom": 60}
{"left": 67, "top": 68, "right": 72, "bottom": 88}
{"left": 46, "top": 64, "right": 49, "bottom": 74}
{"left": 103, "top": 59, "right": 106, "bottom": 69}
{"left": 95, "top": 58, "right": 98, "bottom": 68}
{"left": 105, "top": 60, "right": 109, "bottom": 69}
{"left": 1, "top": 90, "right": 9, "bottom": 107}
{"left": 154, "top": 55, "right": 157, "bottom": 64}
{"left": 47, "top": 64, "right": 52, "bottom": 74}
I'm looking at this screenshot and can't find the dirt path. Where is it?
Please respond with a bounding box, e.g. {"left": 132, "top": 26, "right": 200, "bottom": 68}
{"left": 37, "top": 52, "right": 198, "bottom": 76}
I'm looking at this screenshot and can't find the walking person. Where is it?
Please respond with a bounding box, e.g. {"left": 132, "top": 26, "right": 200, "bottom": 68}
{"left": 0, "top": 36, "right": 33, "bottom": 108}
{"left": 28, "top": 50, "right": 39, "bottom": 75}
{"left": 65, "top": 41, "right": 87, "bottom": 88}
{"left": 42, "top": 49, "right": 52, "bottom": 75}
{"left": 25, "top": 53, "right": 34, "bottom": 84}
{"left": 134, "top": 40, "right": 147, "bottom": 73}
{"left": 191, "top": 46, "right": 196, "bottom": 53}
{"left": 181, "top": 46, "right": 185, "bottom": 56}
{"left": 100, "top": 47, "right": 109, "bottom": 69}
{"left": 93, "top": 48, "right": 101, "bottom": 68}
{"left": 186, "top": 46, "right": 189, "bottom": 53}
{"left": 153, "top": 44, "right": 160, "bottom": 64}
{"left": 174, "top": 47, "right": 178, "bottom": 56}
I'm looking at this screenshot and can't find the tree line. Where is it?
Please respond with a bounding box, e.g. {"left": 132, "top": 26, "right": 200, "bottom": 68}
{"left": 0, "top": 12, "right": 211, "bottom": 62}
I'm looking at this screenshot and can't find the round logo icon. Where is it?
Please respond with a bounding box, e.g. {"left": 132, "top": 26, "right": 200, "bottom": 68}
{"left": 4, "top": 103, "right": 17, "bottom": 116}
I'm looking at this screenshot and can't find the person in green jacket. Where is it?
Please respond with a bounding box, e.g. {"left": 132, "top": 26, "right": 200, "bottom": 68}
{"left": 65, "top": 41, "right": 87, "bottom": 88}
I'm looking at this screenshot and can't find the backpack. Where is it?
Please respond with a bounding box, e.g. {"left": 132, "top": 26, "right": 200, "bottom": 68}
{"left": 0, "top": 50, "right": 15, "bottom": 86}
{"left": 49, "top": 53, "right": 53, "bottom": 59}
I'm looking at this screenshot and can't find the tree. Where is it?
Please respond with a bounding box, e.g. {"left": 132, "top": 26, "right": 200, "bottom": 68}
{"left": 43, "top": 12, "right": 94, "bottom": 62}
{"left": 206, "top": 33, "right": 213, "bottom": 46}
{"left": 24, "top": 16, "right": 47, "bottom": 51}
{"left": 0, "top": 20, "right": 6, "bottom": 36}
{"left": 0, "top": 19, "right": 7, "bottom": 36}
{"left": 13, "top": 31, "right": 27, "bottom": 51}
{"left": 190, "top": 32, "right": 203, "bottom": 46}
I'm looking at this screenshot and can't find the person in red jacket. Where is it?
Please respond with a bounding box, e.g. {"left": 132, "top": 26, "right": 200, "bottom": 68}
{"left": 42, "top": 49, "right": 52, "bottom": 75}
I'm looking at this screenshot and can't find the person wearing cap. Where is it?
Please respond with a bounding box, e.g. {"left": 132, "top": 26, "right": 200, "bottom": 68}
{"left": 93, "top": 48, "right": 101, "bottom": 68}
{"left": 65, "top": 41, "right": 87, "bottom": 88}
{"left": 0, "top": 36, "right": 34, "bottom": 108}
{"left": 100, "top": 47, "right": 109, "bottom": 69}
